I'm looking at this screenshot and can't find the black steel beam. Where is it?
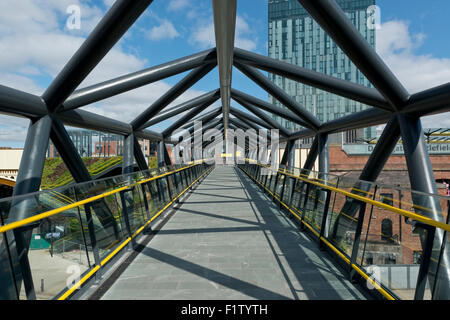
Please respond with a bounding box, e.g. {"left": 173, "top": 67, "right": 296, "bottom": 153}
{"left": 234, "top": 97, "right": 290, "bottom": 137}
{"left": 297, "top": 0, "right": 409, "bottom": 110}
{"left": 43, "top": 0, "right": 154, "bottom": 112}
{"left": 230, "top": 107, "right": 273, "bottom": 131}
{"left": 318, "top": 133, "right": 329, "bottom": 185}
{"left": 61, "top": 49, "right": 217, "bottom": 111}
{"left": 330, "top": 117, "right": 400, "bottom": 244}
{"left": 234, "top": 61, "right": 320, "bottom": 131}
{"left": 50, "top": 116, "right": 91, "bottom": 181}
{"left": 405, "top": 83, "right": 450, "bottom": 116}
{"left": 302, "top": 136, "right": 319, "bottom": 172}
{"left": 162, "top": 96, "right": 220, "bottom": 137}
{"left": 58, "top": 108, "right": 133, "bottom": 136}
{"left": 142, "top": 89, "right": 220, "bottom": 128}
{"left": 131, "top": 63, "right": 216, "bottom": 131}
{"left": 157, "top": 141, "right": 165, "bottom": 168}
{"left": 397, "top": 114, "right": 450, "bottom": 299}
{"left": 134, "top": 136, "right": 148, "bottom": 170}
{"left": 123, "top": 134, "right": 135, "bottom": 174}
{"left": 234, "top": 48, "right": 392, "bottom": 112}
{"left": 183, "top": 107, "right": 223, "bottom": 131}
{"left": 189, "top": 117, "right": 222, "bottom": 138}
{"left": 0, "top": 115, "right": 52, "bottom": 300}
{"left": 0, "top": 85, "right": 47, "bottom": 119}
{"left": 231, "top": 88, "right": 310, "bottom": 127}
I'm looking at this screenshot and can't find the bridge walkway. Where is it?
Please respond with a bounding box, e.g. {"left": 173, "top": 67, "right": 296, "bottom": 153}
{"left": 99, "top": 166, "right": 370, "bottom": 300}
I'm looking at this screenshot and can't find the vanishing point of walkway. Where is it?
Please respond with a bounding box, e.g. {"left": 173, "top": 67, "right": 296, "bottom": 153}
{"left": 100, "top": 166, "right": 369, "bottom": 300}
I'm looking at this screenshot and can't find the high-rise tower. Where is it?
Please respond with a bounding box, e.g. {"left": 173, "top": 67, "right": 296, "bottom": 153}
{"left": 268, "top": 0, "right": 376, "bottom": 142}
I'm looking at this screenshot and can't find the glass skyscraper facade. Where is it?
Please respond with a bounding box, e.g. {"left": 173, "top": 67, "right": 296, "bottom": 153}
{"left": 268, "top": 0, "right": 377, "bottom": 141}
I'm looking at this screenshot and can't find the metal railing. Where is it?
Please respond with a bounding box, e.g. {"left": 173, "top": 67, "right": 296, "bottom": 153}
{"left": 238, "top": 160, "right": 450, "bottom": 300}
{"left": 0, "top": 160, "right": 213, "bottom": 300}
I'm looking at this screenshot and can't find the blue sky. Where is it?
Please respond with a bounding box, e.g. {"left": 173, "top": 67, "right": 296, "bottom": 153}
{"left": 0, "top": 0, "right": 449, "bottom": 148}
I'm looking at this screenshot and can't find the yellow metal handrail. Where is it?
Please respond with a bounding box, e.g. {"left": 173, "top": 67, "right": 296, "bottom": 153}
{"left": 0, "top": 163, "right": 201, "bottom": 234}
{"left": 248, "top": 161, "right": 450, "bottom": 232}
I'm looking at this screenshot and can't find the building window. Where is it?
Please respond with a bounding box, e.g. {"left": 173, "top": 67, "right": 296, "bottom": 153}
{"left": 380, "top": 193, "right": 393, "bottom": 206}
{"left": 381, "top": 218, "right": 393, "bottom": 242}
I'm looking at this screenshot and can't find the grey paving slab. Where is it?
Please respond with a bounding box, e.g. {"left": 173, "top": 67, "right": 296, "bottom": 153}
{"left": 100, "top": 166, "right": 369, "bottom": 300}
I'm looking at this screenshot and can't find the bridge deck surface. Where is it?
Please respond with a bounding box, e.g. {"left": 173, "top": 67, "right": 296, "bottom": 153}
{"left": 100, "top": 166, "right": 369, "bottom": 300}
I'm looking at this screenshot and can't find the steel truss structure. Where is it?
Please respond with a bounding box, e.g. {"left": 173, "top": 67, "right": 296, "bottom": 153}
{"left": 1, "top": 0, "right": 450, "bottom": 299}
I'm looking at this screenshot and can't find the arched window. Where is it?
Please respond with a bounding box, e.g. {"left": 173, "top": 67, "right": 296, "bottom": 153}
{"left": 381, "top": 218, "right": 393, "bottom": 241}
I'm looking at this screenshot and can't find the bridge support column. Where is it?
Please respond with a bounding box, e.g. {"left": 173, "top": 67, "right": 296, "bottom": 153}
{"left": 397, "top": 114, "right": 450, "bottom": 300}
{"left": 318, "top": 133, "right": 329, "bottom": 177}
{"left": 123, "top": 133, "right": 135, "bottom": 175}
{"left": 157, "top": 141, "right": 165, "bottom": 168}
{"left": 301, "top": 136, "right": 318, "bottom": 175}
{"left": 0, "top": 115, "right": 52, "bottom": 300}
{"left": 133, "top": 136, "right": 149, "bottom": 171}
{"left": 281, "top": 139, "right": 295, "bottom": 170}
{"left": 330, "top": 117, "right": 400, "bottom": 246}
{"left": 51, "top": 116, "right": 121, "bottom": 246}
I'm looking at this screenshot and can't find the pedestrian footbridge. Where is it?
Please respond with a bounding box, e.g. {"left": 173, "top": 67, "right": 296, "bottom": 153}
{"left": 1, "top": 161, "right": 448, "bottom": 300}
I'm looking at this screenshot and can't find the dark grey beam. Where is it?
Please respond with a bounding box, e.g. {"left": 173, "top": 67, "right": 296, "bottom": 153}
{"left": 234, "top": 61, "right": 320, "bottom": 131}
{"left": 281, "top": 139, "right": 296, "bottom": 168}
{"left": 231, "top": 88, "right": 310, "bottom": 127}
{"left": 330, "top": 117, "right": 400, "bottom": 241}
{"left": 212, "top": 0, "right": 237, "bottom": 138}
{"left": 230, "top": 107, "right": 274, "bottom": 131}
{"left": 123, "top": 134, "right": 135, "bottom": 174}
{"left": 57, "top": 107, "right": 163, "bottom": 141}
{"left": 0, "top": 115, "right": 52, "bottom": 300}
{"left": 234, "top": 97, "right": 290, "bottom": 137}
{"left": 61, "top": 49, "right": 217, "bottom": 111}
{"left": 58, "top": 108, "right": 133, "bottom": 136}
{"left": 134, "top": 136, "right": 148, "bottom": 170}
{"left": 360, "top": 116, "right": 400, "bottom": 182}
{"left": 162, "top": 96, "right": 220, "bottom": 137}
{"left": 230, "top": 110, "right": 273, "bottom": 143}
{"left": 157, "top": 141, "right": 165, "bottom": 167}
{"left": 281, "top": 107, "right": 389, "bottom": 143}
{"left": 43, "top": 0, "right": 154, "bottom": 112}
{"left": 233, "top": 48, "right": 392, "bottom": 112}
{"left": 189, "top": 117, "right": 222, "bottom": 138}
{"left": 397, "top": 114, "right": 450, "bottom": 299}
{"left": 318, "top": 133, "right": 329, "bottom": 175}
{"left": 134, "top": 129, "right": 164, "bottom": 142}
{"left": 50, "top": 116, "right": 91, "bottom": 181}
{"left": 131, "top": 63, "right": 216, "bottom": 131}
{"left": 297, "top": 0, "right": 409, "bottom": 110}
{"left": 405, "top": 83, "right": 450, "bottom": 116}
{"left": 50, "top": 116, "right": 122, "bottom": 252}
{"left": 302, "top": 136, "right": 319, "bottom": 173}
{"left": 141, "top": 89, "right": 220, "bottom": 128}
{"left": 0, "top": 85, "right": 47, "bottom": 118}
{"left": 163, "top": 143, "right": 172, "bottom": 165}
{"left": 182, "top": 107, "right": 222, "bottom": 131}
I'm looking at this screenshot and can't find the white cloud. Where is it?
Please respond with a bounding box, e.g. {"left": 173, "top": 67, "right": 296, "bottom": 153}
{"left": 376, "top": 20, "right": 450, "bottom": 94}
{"left": 189, "top": 15, "right": 257, "bottom": 51}
{"left": 0, "top": 0, "right": 209, "bottom": 147}
{"left": 167, "top": 0, "right": 190, "bottom": 12}
{"left": 148, "top": 19, "right": 180, "bottom": 41}
{"left": 376, "top": 20, "right": 450, "bottom": 128}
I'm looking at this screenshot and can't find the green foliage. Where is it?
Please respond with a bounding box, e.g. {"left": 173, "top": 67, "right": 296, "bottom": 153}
{"left": 41, "top": 156, "right": 122, "bottom": 188}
